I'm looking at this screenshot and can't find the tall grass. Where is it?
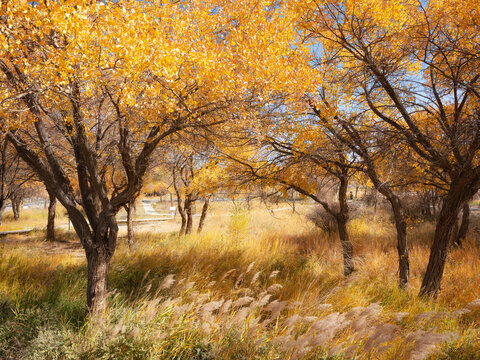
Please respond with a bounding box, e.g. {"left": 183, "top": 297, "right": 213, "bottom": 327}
{"left": 0, "top": 203, "right": 479, "bottom": 359}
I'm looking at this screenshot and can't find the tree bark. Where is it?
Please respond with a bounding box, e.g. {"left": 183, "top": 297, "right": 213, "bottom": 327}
{"left": 361, "top": 153, "right": 409, "bottom": 288}
{"left": 337, "top": 214, "right": 354, "bottom": 276}
{"left": 0, "top": 201, "right": 6, "bottom": 226}
{"left": 86, "top": 246, "right": 111, "bottom": 313}
{"left": 83, "top": 216, "right": 118, "bottom": 313}
{"left": 453, "top": 202, "right": 470, "bottom": 247}
{"left": 173, "top": 176, "right": 187, "bottom": 236}
{"left": 179, "top": 208, "right": 187, "bottom": 236}
{"left": 125, "top": 200, "right": 135, "bottom": 249}
{"left": 197, "top": 198, "right": 209, "bottom": 234}
{"left": 420, "top": 175, "right": 478, "bottom": 297}
{"left": 389, "top": 196, "right": 409, "bottom": 288}
{"left": 11, "top": 193, "right": 22, "bottom": 221}
{"left": 185, "top": 196, "right": 193, "bottom": 235}
{"left": 46, "top": 190, "right": 56, "bottom": 241}
{"left": 336, "top": 175, "right": 354, "bottom": 276}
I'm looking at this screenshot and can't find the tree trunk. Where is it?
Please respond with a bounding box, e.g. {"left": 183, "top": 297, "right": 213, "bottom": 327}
{"left": 0, "top": 201, "right": 6, "bottom": 226}
{"left": 46, "top": 190, "right": 56, "bottom": 241}
{"left": 389, "top": 196, "right": 409, "bottom": 288}
{"left": 337, "top": 214, "right": 354, "bottom": 276}
{"left": 336, "top": 175, "right": 354, "bottom": 276}
{"left": 11, "top": 195, "right": 22, "bottom": 221}
{"left": 86, "top": 246, "right": 111, "bottom": 313}
{"left": 363, "top": 157, "right": 410, "bottom": 288}
{"left": 83, "top": 216, "right": 118, "bottom": 313}
{"left": 173, "top": 180, "right": 187, "bottom": 236}
{"left": 126, "top": 200, "right": 135, "bottom": 249}
{"left": 179, "top": 209, "right": 187, "bottom": 236}
{"left": 420, "top": 175, "right": 478, "bottom": 297}
{"left": 197, "top": 198, "right": 209, "bottom": 234}
{"left": 453, "top": 202, "right": 470, "bottom": 247}
{"left": 177, "top": 195, "right": 187, "bottom": 236}
{"left": 185, "top": 196, "right": 193, "bottom": 235}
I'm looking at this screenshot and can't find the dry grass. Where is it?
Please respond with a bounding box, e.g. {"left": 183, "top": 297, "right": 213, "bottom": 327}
{"left": 0, "top": 201, "right": 479, "bottom": 359}
{"left": 0, "top": 206, "right": 69, "bottom": 232}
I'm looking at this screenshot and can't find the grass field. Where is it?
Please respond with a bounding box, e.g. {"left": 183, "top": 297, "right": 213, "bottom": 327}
{"left": 0, "top": 200, "right": 479, "bottom": 359}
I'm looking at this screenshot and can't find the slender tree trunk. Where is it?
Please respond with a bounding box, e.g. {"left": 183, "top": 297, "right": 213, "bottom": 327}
{"left": 197, "top": 198, "right": 209, "bottom": 234}
{"left": 173, "top": 179, "right": 187, "bottom": 236}
{"left": 126, "top": 199, "right": 135, "bottom": 249}
{"left": 420, "top": 175, "right": 478, "bottom": 297}
{"left": 0, "top": 200, "right": 6, "bottom": 226}
{"left": 370, "top": 184, "right": 409, "bottom": 287}
{"left": 11, "top": 195, "right": 22, "bottom": 221}
{"left": 389, "top": 196, "right": 409, "bottom": 288}
{"left": 179, "top": 208, "right": 187, "bottom": 236}
{"left": 363, "top": 157, "right": 409, "bottom": 288}
{"left": 46, "top": 190, "right": 56, "bottom": 241}
{"left": 336, "top": 175, "right": 354, "bottom": 276}
{"left": 453, "top": 202, "right": 470, "bottom": 247}
{"left": 177, "top": 195, "right": 187, "bottom": 236}
{"left": 185, "top": 196, "right": 193, "bottom": 235}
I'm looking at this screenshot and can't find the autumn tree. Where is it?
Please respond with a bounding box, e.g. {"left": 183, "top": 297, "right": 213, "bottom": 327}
{"left": 0, "top": 133, "right": 33, "bottom": 225}
{"left": 166, "top": 135, "right": 224, "bottom": 235}
{"left": 300, "top": 0, "right": 480, "bottom": 297}
{"left": 221, "top": 110, "right": 358, "bottom": 277}
{"left": 308, "top": 105, "right": 414, "bottom": 287}
{"left": 0, "top": 0, "right": 308, "bottom": 312}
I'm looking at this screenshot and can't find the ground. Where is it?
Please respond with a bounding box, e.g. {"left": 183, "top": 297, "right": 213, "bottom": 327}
{"left": 0, "top": 199, "right": 479, "bottom": 359}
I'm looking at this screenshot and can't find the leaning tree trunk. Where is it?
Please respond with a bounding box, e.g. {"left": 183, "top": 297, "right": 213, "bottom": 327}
{"left": 185, "top": 196, "right": 193, "bottom": 235}
{"left": 197, "top": 198, "right": 209, "bottom": 234}
{"left": 46, "top": 190, "right": 56, "bottom": 241}
{"left": 420, "top": 175, "right": 478, "bottom": 298}
{"left": 336, "top": 175, "right": 354, "bottom": 276}
{"left": 388, "top": 196, "right": 409, "bottom": 288}
{"left": 176, "top": 195, "right": 186, "bottom": 236}
{"left": 364, "top": 160, "right": 410, "bottom": 288}
{"left": 174, "top": 181, "right": 187, "bottom": 236}
{"left": 453, "top": 202, "right": 470, "bottom": 247}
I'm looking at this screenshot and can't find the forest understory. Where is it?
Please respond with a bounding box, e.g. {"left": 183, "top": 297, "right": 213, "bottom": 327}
{"left": 0, "top": 202, "right": 479, "bottom": 360}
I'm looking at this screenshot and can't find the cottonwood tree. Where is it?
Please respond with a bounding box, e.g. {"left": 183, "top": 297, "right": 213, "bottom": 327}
{"left": 167, "top": 136, "right": 224, "bottom": 235}
{"left": 222, "top": 114, "right": 359, "bottom": 277}
{"left": 0, "top": 0, "right": 308, "bottom": 312}
{"left": 300, "top": 0, "right": 480, "bottom": 297}
{"left": 0, "top": 133, "right": 33, "bottom": 225}
{"left": 308, "top": 103, "right": 414, "bottom": 287}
